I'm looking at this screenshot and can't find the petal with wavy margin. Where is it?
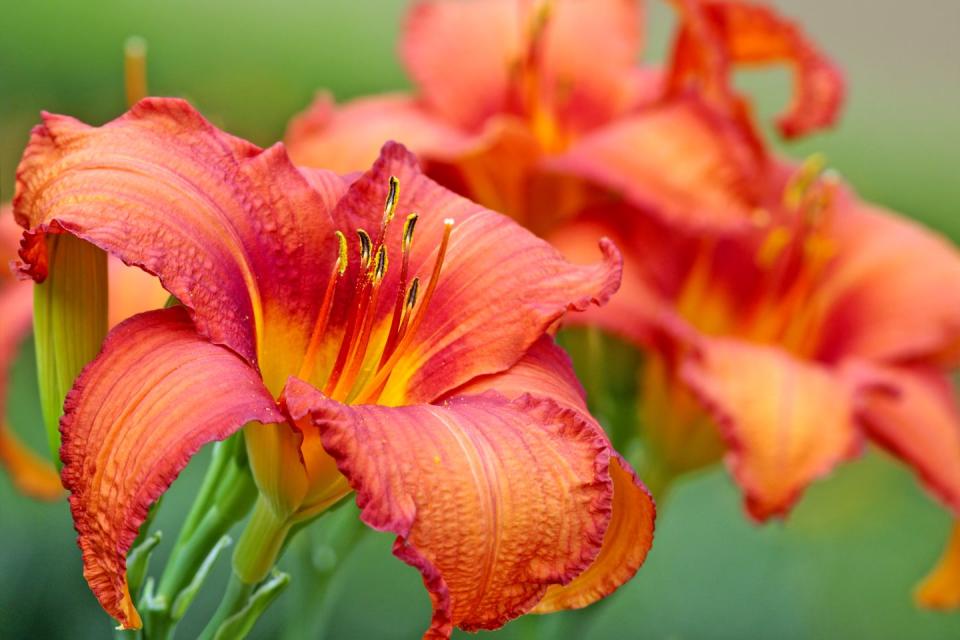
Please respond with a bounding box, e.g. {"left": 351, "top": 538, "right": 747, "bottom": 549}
{"left": 681, "top": 338, "right": 859, "bottom": 520}
{"left": 283, "top": 378, "right": 612, "bottom": 638}
{"left": 60, "top": 307, "right": 282, "bottom": 629}
{"left": 14, "top": 98, "right": 346, "bottom": 386}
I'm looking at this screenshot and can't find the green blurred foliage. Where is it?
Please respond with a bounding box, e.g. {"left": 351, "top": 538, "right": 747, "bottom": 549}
{"left": 2, "top": 0, "right": 959, "bottom": 638}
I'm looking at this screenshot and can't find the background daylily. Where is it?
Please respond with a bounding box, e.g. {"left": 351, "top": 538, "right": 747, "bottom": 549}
{"left": 284, "top": 0, "right": 841, "bottom": 236}
{"left": 14, "top": 98, "right": 655, "bottom": 638}
{"left": 282, "top": 0, "right": 960, "bottom": 609}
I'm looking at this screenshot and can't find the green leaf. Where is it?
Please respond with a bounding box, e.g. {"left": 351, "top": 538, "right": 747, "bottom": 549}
{"left": 214, "top": 571, "right": 290, "bottom": 640}
{"left": 170, "top": 534, "right": 232, "bottom": 621}
{"left": 127, "top": 531, "right": 162, "bottom": 599}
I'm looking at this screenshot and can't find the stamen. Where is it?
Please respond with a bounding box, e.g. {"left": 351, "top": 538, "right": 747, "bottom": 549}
{"left": 405, "top": 277, "right": 420, "bottom": 311}
{"left": 334, "top": 246, "right": 389, "bottom": 400}
{"left": 381, "top": 213, "right": 419, "bottom": 364}
{"left": 383, "top": 176, "right": 400, "bottom": 225}
{"left": 402, "top": 212, "right": 418, "bottom": 252}
{"left": 783, "top": 153, "right": 827, "bottom": 209}
{"left": 373, "top": 245, "right": 388, "bottom": 283}
{"left": 356, "top": 218, "right": 455, "bottom": 403}
{"left": 298, "top": 231, "right": 348, "bottom": 380}
{"left": 357, "top": 229, "right": 372, "bottom": 270}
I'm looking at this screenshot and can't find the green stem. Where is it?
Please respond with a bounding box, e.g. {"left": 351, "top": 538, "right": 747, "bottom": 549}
{"left": 197, "top": 573, "right": 254, "bottom": 640}
{"left": 180, "top": 438, "right": 240, "bottom": 539}
{"left": 233, "top": 496, "right": 292, "bottom": 585}
{"left": 143, "top": 435, "right": 257, "bottom": 639}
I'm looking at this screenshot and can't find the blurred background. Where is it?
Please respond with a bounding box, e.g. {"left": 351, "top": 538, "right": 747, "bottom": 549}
{"left": 1, "top": 1, "right": 959, "bottom": 638}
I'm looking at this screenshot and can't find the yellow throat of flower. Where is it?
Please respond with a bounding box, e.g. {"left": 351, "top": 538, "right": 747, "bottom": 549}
{"left": 298, "top": 176, "right": 454, "bottom": 406}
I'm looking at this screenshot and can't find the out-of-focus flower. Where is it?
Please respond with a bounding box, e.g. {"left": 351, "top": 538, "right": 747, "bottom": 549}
{"left": 14, "top": 98, "right": 655, "bottom": 637}
{"left": 287, "top": 0, "right": 959, "bottom": 607}
{"left": 0, "top": 205, "right": 166, "bottom": 501}
{"left": 284, "top": 0, "right": 842, "bottom": 236}
{"left": 553, "top": 158, "right": 960, "bottom": 522}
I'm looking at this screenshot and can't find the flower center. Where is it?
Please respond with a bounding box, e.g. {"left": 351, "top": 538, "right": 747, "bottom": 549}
{"left": 298, "top": 176, "right": 454, "bottom": 404}
{"left": 677, "top": 155, "right": 839, "bottom": 357}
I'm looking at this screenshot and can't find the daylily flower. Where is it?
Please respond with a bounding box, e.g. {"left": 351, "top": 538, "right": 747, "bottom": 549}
{"left": 551, "top": 159, "right": 960, "bottom": 605}
{"left": 0, "top": 205, "right": 166, "bottom": 501}
{"left": 13, "top": 98, "right": 655, "bottom": 637}
{"left": 284, "top": 0, "right": 960, "bottom": 607}
{"left": 284, "top": 0, "right": 842, "bottom": 235}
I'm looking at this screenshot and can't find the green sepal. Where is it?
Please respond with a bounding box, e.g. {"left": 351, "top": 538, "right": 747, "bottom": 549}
{"left": 33, "top": 235, "right": 108, "bottom": 466}
{"left": 213, "top": 571, "right": 290, "bottom": 640}
{"left": 170, "top": 534, "right": 232, "bottom": 621}
{"left": 127, "top": 531, "right": 163, "bottom": 600}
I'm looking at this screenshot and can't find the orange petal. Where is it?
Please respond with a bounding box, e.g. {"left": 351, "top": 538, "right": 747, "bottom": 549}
{"left": 0, "top": 425, "right": 62, "bottom": 501}
{"left": 533, "top": 454, "right": 654, "bottom": 612}
{"left": 14, "top": 98, "right": 347, "bottom": 389}
{"left": 402, "top": 0, "right": 518, "bottom": 131}
{"left": 667, "top": 0, "right": 844, "bottom": 139}
{"left": 0, "top": 279, "right": 62, "bottom": 500}
{"left": 452, "top": 334, "right": 587, "bottom": 410}
{"left": 817, "top": 196, "right": 960, "bottom": 365}
{"left": 106, "top": 259, "right": 170, "bottom": 329}
{"left": 547, "top": 99, "right": 769, "bottom": 232}
{"left": 539, "top": 0, "right": 645, "bottom": 132}
{"left": 283, "top": 378, "right": 614, "bottom": 638}
{"left": 917, "top": 523, "right": 960, "bottom": 610}
{"left": 329, "top": 143, "right": 621, "bottom": 405}
{"left": 681, "top": 338, "right": 859, "bottom": 520}
{"left": 850, "top": 364, "right": 960, "bottom": 514}
{"left": 547, "top": 209, "right": 679, "bottom": 347}
{"left": 61, "top": 307, "right": 282, "bottom": 629}
{"left": 285, "top": 92, "right": 469, "bottom": 174}
{"left": 415, "top": 335, "right": 657, "bottom": 613}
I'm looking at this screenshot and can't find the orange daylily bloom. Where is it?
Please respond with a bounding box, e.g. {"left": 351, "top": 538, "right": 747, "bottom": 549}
{"left": 0, "top": 205, "right": 166, "bottom": 501}
{"left": 552, "top": 168, "right": 960, "bottom": 520}
{"left": 14, "top": 98, "right": 655, "bottom": 637}
{"left": 285, "top": 0, "right": 842, "bottom": 235}
{"left": 285, "top": 0, "right": 959, "bottom": 606}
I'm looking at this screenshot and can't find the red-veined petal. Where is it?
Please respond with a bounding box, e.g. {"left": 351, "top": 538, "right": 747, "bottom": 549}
{"left": 14, "top": 98, "right": 347, "bottom": 389}
{"left": 282, "top": 378, "right": 613, "bottom": 638}
{"left": 681, "top": 337, "right": 860, "bottom": 520}
{"left": 667, "top": 0, "right": 844, "bottom": 139}
{"left": 60, "top": 306, "right": 282, "bottom": 629}
{"left": 533, "top": 454, "right": 654, "bottom": 612}
{"left": 422, "top": 335, "right": 656, "bottom": 612}
{"left": 327, "top": 143, "right": 621, "bottom": 405}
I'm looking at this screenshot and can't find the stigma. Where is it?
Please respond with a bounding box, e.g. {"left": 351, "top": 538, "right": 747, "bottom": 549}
{"left": 299, "top": 176, "right": 454, "bottom": 404}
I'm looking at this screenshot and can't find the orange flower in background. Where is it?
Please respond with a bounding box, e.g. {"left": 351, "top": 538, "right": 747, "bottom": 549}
{"left": 284, "top": 0, "right": 960, "bottom": 607}
{"left": 285, "top": 0, "right": 842, "bottom": 235}
{"left": 14, "top": 98, "right": 655, "bottom": 637}
{"left": 552, "top": 160, "right": 960, "bottom": 522}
